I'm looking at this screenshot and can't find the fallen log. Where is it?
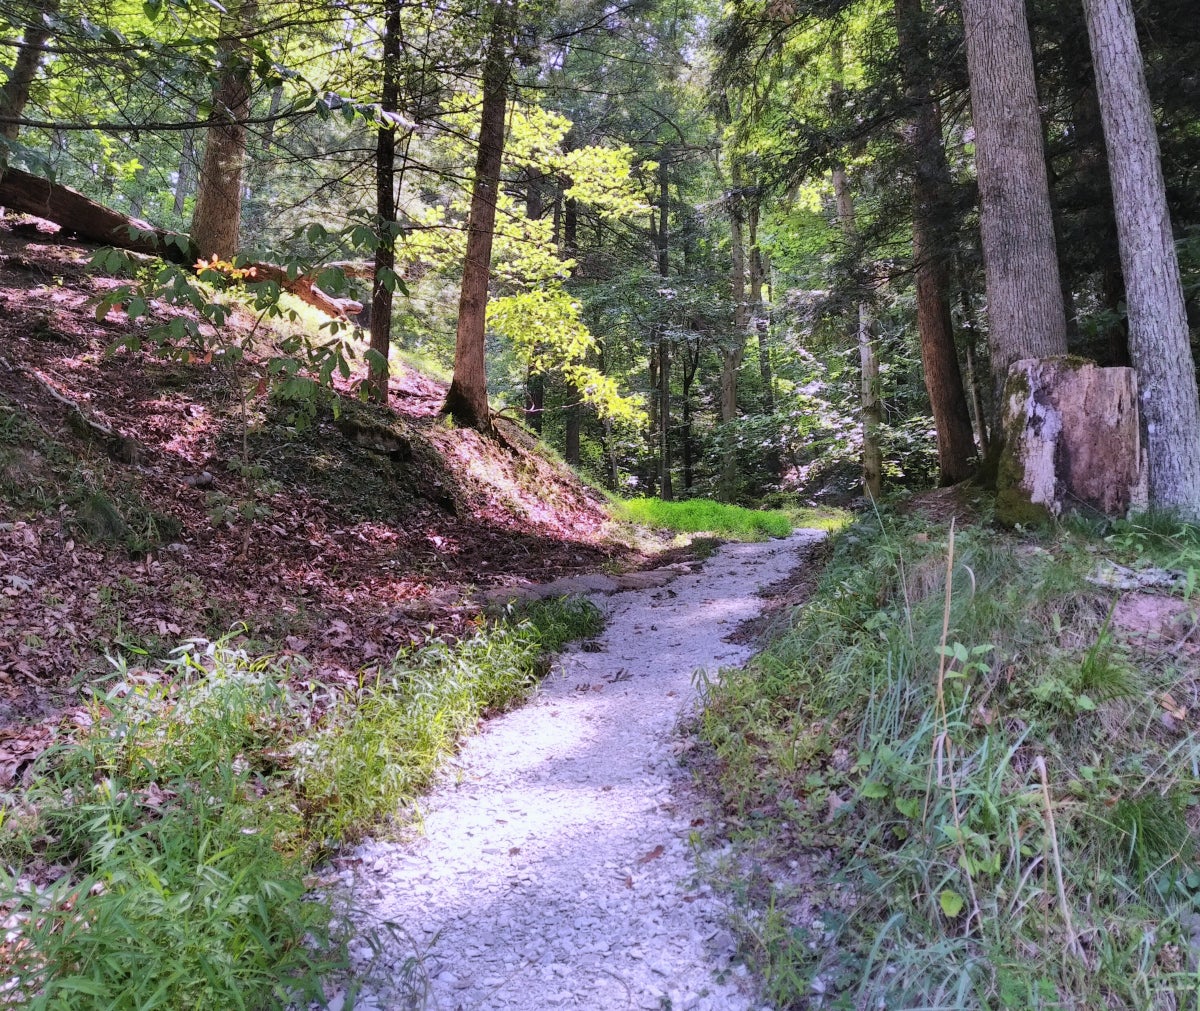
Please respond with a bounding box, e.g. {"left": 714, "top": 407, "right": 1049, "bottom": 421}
{"left": 0, "top": 166, "right": 192, "bottom": 263}
{"left": 0, "top": 167, "right": 361, "bottom": 319}
{"left": 243, "top": 262, "right": 362, "bottom": 319}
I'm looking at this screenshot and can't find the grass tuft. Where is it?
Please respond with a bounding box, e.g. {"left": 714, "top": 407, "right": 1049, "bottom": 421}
{"left": 1, "top": 597, "right": 604, "bottom": 1008}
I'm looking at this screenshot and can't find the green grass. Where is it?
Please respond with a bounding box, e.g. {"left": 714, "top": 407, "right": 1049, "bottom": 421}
{"left": 1, "top": 597, "right": 603, "bottom": 1009}
{"left": 698, "top": 505, "right": 1200, "bottom": 1010}
{"left": 616, "top": 496, "right": 795, "bottom": 539}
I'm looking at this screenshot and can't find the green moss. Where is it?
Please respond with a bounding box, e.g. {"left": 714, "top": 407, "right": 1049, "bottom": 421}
{"left": 995, "top": 486, "right": 1053, "bottom": 528}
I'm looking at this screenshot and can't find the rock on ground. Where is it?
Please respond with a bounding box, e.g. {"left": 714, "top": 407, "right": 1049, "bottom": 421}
{"left": 336, "top": 530, "right": 826, "bottom": 1010}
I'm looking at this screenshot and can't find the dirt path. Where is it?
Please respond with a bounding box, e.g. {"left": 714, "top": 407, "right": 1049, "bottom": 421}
{"left": 337, "top": 531, "right": 825, "bottom": 1011}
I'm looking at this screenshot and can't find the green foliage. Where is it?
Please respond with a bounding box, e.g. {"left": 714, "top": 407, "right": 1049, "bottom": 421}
{"left": 616, "top": 496, "right": 792, "bottom": 539}
{"left": 487, "top": 286, "right": 645, "bottom": 426}
{"left": 2, "top": 645, "right": 337, "bottom": 1011}
{"left": 699, "top": 509, "right": 1200, "bottom": 1009}
{"left": 2, "top": 597, "right": 603, "bottom": 1006}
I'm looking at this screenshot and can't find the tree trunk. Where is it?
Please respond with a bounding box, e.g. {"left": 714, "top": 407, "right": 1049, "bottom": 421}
{"left": 959, "top": 284, "right": 991, "bottom": 456}
{"left": 0, "top": 167, "right": 192, "bottom": 258}
{"left": 525, "top": 369, "right": 544, "bottom": 433}
{"left": 720, "top": 177, "right": 748, "bottom": 502}
{"left": 748, "top": 204, "right": 773, "bottom": 410}
{"left": 0, "top": 0, "right": 57, "bottom": 143}
{"left": 831, "top": 164, "right": 883, "bottom": 500}
{"left": 442, "top": 1, "right": 513, "bottom": 432}
{"left": 260, "top": 85, "right": 283, "bottom": 154}
{"left": 996, "top": 359, "right": 1144, "bottom": 524}
{"left": 0, "top": 168, "right": 361, "bottom": 317}
{"left": 894, "top": 0, "right": 978, "bottom": 485}
{"left": 959, "top": 0, "right": 1069, "bottom": 402}
{"left": 564, "top": 404, "right": 581, "bottom": 465}
{"left": 524, "top": 169, "right": 545, "bottom": 432}
{"left": 1084, "top": 0, "right": 1200, "bottom": 518}
{"left": 191, "top": 0, "right": 256, "bottom": 260}
{"left": 368, "top": 0, "right": 402, "bottom": 405}
{"left": 656, "top": 157, "right": 672, "bottom": 500}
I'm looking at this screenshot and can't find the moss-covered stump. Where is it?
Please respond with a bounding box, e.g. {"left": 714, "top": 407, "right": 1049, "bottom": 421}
{"left": 996, "top": 356, "right": 1145, "bottom": 525}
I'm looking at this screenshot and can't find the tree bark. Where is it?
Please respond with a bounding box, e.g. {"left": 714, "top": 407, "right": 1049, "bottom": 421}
{"left": 367, "top": 0, "right": 402, "bottom": 405}
{"left": 0, "top": 168, "right": 360, "bottom": 318}
{"left": 564, "top": 404, "right": 581, "bottom": 465}
{"left": 958, "top": 283, "right": 991, "bottom": 456}
{"left": 894, "top": 0, "right": 978, "bottom": 485}
{"left": 191, "top": 0, "right": 256, "bottom": 260}
{"left": 1084, "top": 0, "right": 1200, "bottom": 518}
{"left": 720, "top": 177, "right": 748, "bottom": 502}
{"left": 524, "top": 170, "right": 545, "bottom": 432}
{"left": 656, "top": 157, "right": 672, "bottom": 500}
{"left": 442, "top": 1, "right": 513, "bottom": 432}
{"left": 0, "top": 0, "right": 57, "bottom": 143}
{"left": 174, "top": 105, "right": 198, "bottom": 219}
{"left": 959, "top": 0, "right": 1069, "bottom": 401}
{"left": 748, "top": 202, "right": 773, "bottom": 410}
{"left": 831, "top": 164, "right": 883, "bottom": 500}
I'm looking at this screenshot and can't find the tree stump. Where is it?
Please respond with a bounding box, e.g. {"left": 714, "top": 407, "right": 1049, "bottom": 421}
{"left": 996, "top": 357, "right": 1146, "bottom": 524}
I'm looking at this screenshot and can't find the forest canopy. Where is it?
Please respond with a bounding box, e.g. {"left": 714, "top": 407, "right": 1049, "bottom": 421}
{"left": 3, "top": 0, "right": 1200, "bottom": 513}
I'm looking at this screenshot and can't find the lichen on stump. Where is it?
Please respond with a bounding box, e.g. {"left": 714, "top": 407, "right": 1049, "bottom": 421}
{"left": 996, "top": 357, "right": 1146, "bottom": 525}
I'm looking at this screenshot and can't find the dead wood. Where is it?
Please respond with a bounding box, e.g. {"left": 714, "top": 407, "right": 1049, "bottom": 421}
{"left": 0, "top": 168, "right": 361, "bottom": 318}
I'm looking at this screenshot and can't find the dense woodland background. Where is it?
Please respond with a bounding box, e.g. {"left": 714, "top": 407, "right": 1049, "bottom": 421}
{"left": 5, "top": 0, "right": 1200, "bottom": 508}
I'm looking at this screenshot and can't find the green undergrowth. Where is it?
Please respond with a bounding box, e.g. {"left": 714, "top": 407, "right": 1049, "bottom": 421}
{"left": 616, "top": 496, "right": 796, "bottom": 539}
{"left": 699, "top": 505, "right": 1200, "bottom": 1009}
{"left": 0, "top": 596, "right": 602, "bottom": 1010}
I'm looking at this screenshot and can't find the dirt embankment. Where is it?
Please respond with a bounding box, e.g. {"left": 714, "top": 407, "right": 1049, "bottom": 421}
{"left": 0, "top": 222, "right": 655, "bottom": 739}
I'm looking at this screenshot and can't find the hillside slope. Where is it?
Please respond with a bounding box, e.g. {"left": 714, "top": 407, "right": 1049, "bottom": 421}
{"left": 0, "top": 220, "right": 644, "bottom": 726}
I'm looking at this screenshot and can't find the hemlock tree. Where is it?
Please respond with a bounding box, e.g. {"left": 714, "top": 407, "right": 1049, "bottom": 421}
{"left": 1083, "top": 0, "right": 1200, "bottom": 519}
{"left": 959, "top": 0, "right": 1068, "bottom": 401}
{"left": 0, "top": 0, "right": 57, "bottom": 144}
{"left": 893, "top": 0, "right": 977, "bottom": 484}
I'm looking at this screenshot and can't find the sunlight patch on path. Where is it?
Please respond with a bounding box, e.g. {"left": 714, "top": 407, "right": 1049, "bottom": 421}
{"left": 337, "top": 530, "right": 825, "bottom": 1011}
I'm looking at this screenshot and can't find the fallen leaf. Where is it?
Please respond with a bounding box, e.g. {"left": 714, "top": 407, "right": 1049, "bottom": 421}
{"left": 1160, "top": 693, "right": 1188, "bottom": 721}
{"left": 637, "top": 845, "right": 664, "bottom": 865}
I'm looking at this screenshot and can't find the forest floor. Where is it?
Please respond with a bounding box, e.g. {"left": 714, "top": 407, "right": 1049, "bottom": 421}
{"left": 331, "top": 529, "right": 826, "bottom": 1011}
{"left": 0, "top": 219, "right": 675, "bottom": 782}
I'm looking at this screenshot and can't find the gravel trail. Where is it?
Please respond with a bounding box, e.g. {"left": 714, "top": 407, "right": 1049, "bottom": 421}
{"left": 341, "top": 530, "right": 825, "bottom": 1011}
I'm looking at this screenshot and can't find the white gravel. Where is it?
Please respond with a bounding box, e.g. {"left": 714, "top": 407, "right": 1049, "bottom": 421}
{"left": 336, "top": 530, "right": 825, "bottom": 1011}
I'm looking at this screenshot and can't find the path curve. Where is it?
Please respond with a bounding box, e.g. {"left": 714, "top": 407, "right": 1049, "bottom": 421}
{"left": 340, "top": 530, "right": 825, "bottom": 1011}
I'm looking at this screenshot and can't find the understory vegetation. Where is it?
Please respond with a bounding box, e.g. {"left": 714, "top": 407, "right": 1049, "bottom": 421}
{"left": 0, "top": 597, "right": 602, "bottom": 1010}
{"left": 614, "top": 497, "right": 850, "bottom": 541}
{"left": 699, "top": 503, "right": 1200, "bottom": 1009}
{"left": 615, "top": 497, "right": 795, "bottom": 540}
